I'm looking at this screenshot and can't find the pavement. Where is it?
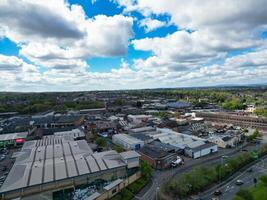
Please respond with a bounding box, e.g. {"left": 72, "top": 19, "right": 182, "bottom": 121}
{"left": 134, "top": 143, "right": 256, "bottom": 200}
{"left": 199, "top": 156, "right": 267, "bottom": 200}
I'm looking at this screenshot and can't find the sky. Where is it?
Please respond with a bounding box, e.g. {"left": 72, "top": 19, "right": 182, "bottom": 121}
{"left": 0, "top": 0, "right": 267, "bottom": 92}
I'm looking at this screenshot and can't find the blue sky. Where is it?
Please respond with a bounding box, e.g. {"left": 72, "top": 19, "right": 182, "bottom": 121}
{"left": 0, "top": 0, "right": 267, "bottom": 91}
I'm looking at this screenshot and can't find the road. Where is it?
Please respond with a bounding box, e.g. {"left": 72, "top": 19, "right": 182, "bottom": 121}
{"left": 200, "top": 156, "right": 267, "bottom": 200}
{"left": 135, "top": 143, "right": 260, "bottom": 200}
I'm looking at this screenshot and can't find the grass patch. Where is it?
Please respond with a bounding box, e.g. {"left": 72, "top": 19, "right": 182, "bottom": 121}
{"left": 111, "top": 177, "right": 150, "bottom": 200}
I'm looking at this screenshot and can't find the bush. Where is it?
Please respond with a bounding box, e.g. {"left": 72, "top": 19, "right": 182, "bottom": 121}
{"left": 96, "top": 137, "right": 107, "bottom": 147}
{"left": 164, "top": 148, "right": 266, "bottom": 198}
{"left": 236, "top": 189, "right": 253, "bottom": 200}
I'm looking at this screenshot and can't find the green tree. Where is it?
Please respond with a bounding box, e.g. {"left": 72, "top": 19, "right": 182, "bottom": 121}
{"left": 140, "top": 161, "right": 152, "bottom": 180}
{"left": 236, "top": 189, "right": 253, "bottom": 200}
{"left": 260, "top": 175, "right": 267, "bottom": 186}
{"left": 96, "top": 137, "right": 107, "bottom": 147}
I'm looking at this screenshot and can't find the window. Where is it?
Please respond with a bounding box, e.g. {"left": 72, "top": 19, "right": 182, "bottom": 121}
{"left": 112, "top": 188, "right": 117, "bottom": 194}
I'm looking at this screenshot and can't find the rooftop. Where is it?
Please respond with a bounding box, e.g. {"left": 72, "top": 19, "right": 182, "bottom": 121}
{"left": 0, "top": 140, "right": 127, "bottom": 194}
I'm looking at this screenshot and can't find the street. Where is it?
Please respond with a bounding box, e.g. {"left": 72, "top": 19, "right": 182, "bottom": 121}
{"left": 200, "top": 157, "right": 267, "bottom": 200}
{"left": 135, "top": 143, "right": 261, "bottom": 200}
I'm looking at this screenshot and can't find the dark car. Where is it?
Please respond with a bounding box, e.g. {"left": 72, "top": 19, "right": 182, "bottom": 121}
{"left": 1, "top": 166, "right": 7, "bottom": 171}
{"left": 247, "top": 168, "right": 253, "bottom": 173}
{"left": 213, "top": 189, "right": 222, "bottom": 196}
{"left": 236, "top": 180, "right": 244, "bottom": 185}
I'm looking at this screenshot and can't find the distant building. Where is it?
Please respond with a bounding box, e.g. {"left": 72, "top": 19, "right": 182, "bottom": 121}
{"left": 127, "top": 114, "right": 152, "bottom": 125}
{"left": 112, "top": 134, "right": 144, "bottom": 150}
{"left": 196, "top": 112, "right": 267, "bottom": 130}
{"left": 0, "top": 132, "right": 28, "bottom": 148}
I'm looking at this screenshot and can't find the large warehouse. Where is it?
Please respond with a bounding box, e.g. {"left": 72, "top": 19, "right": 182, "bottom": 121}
{"left": 0, "top": 138, "right": 140, "bottom": 199}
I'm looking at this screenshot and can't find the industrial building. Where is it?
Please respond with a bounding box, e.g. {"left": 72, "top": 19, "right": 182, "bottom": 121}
{"left": 0, "top": 137, "right": 140, "bottom": 199}
{"left": 196, "top": 112, "right": 267, "bottom": 130}
{"left": 138, "top": 141, "right": 178, "bottom": 169}
{"left": 148, "top": 128, "right": 217, "bottom": 158}
{"left": 112, "top": 134, "right": 144, "bottom": 150}
{"left": 53, "top": 128, "right": 85, "bottom": 140}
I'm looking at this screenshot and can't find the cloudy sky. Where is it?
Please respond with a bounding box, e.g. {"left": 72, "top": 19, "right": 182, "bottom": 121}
{"left": 0, "top": 0, "right": 267, "bottom": 92}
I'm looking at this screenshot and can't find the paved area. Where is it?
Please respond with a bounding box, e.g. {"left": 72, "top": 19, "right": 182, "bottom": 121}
{"left": 200, "top": 156, "right": 267, "bottom": 200}
{"left": 135, "top": 142, "right": 260, "bottom": 200}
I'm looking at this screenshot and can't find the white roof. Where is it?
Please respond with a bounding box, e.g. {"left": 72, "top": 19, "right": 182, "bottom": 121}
{"left": 148, "top": 128, "right": 206, "bottom": 149}
{"left": 54, "top": 128, "right": 85, "bottom": 139}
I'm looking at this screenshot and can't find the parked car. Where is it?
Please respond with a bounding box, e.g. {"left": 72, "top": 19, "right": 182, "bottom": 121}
{"left": 171, "top": 156, "right": 183, "bottom": 167}
{"left": 247, "top": 168, "right": 253, "bottom": 173}
{"left": 236, "top": 180, "right": 244, "bottom": 185}
{"left": 213, "top": 189, "right": 222, "bottom": 196}
{"left": 1, "top": 166, "right": 7, "bottom": 171}
{"left": 0, "top": 155, "right": 5, "bottom": 161}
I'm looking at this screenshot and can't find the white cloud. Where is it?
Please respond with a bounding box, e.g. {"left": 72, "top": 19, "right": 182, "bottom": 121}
{"left": 139, "top": 18, "right": 168, "bottom": 32}
{"left": 0, "top": 0, "right": 134, "bottom": 70}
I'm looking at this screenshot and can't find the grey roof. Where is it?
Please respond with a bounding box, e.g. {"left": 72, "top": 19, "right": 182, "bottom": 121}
{"left": 103, "top": 179, "right": 123, "bottom": 190}
{"left": 189, "top": 142, "right": 217, "bottom": 152}
{"left": 130, "top": 133, "right": 153, "bottom": 141}
{"left": 54, "top": 128, "right": 85, "bottom": 139}
{"left": 0, "top": 140, "right": 126, "bottom": 194}
{"left": 120, "top": 151, "right": 140, "bottom": 160}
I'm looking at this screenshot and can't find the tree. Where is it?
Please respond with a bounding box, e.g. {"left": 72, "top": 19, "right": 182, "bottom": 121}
{"left": 260, "top": 175, "right": 267, "bottom": 186}
{"left": 96, "top": 137, "right": 107, "bottom": 147}
{"left": 140, "top": 161, "right": 152, "bottom": 180}
{"left": 236, "top": 189, "right": 253, "bottom": 200}
{"left": 114, "top": 144, "right": 124, "bottom": 153}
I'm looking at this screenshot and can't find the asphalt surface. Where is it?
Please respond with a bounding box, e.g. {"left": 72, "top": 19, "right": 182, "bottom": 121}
{"left": 135, "top": 143, "right": 261, "bottom": 200}
{"left": 200, "top": 157, "right": 267, "bottom": 200}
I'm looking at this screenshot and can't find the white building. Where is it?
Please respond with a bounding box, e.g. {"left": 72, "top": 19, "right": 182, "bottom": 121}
{"left": 208, "top": 135, "right": 239, "bottom": 148}
{"left": 127, "top": 114, "right": 152, "bottom": 125}
{"left": 112, "top": 134, "right": 144, "bottom": 150}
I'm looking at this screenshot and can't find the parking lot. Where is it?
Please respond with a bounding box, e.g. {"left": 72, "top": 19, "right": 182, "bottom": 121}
{"left": 0, "top": 148, "right": 20, "bottom": 186}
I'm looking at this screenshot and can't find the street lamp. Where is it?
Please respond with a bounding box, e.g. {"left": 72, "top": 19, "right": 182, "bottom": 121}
{"left": 219, "top": 156, "right": 229, "bottom": 183}
{"left": 156, "top": 186, "right": 160, "bottom": 200}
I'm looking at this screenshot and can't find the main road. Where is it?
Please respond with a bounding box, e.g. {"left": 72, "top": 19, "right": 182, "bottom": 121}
{"left": 134, "top": 143, "right": 259, "bottom": 200}
{"left": 199, "top": 156, "right": 267, "bottom": 200}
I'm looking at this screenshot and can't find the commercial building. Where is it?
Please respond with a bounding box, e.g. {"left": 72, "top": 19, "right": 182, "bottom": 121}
{"left": 112, "top": 134, "right": 144, "bottom": 150}
{"left": 184, "top": 142, "right": 218, "bottom": 159}
{"left": 208, "top": 133, "right": 241, "bottom": 148}
{"left": 53, "top": 128, "right": 85, "bottom": 140}
{"left": 147, "top": 128, "right": 218, "bottom": 159}
{"left": 196, "top": 112, "right": 267, "bottom": 130}
{"left": 138, "top": 145, "right": 177, "bottom": 169}
{"left": 127, "top": 115, "right": 152, "bottom": 125}
{"left": 0, "top": 132, "right": 28, "bottom": 148}
{"left": 0, "top": 138, "right": 140, "bottom": 199}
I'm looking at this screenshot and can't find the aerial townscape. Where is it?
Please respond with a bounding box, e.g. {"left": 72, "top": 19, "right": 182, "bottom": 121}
{"left": 0, "top": 0, "right": 267, "bottom": 200}
{"left": 0, "top": 88, "right": 266, "bottom": 200}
